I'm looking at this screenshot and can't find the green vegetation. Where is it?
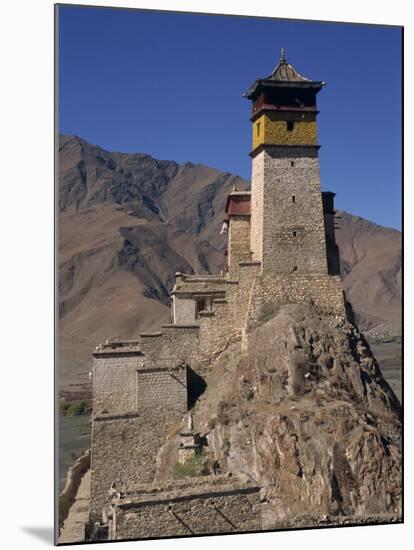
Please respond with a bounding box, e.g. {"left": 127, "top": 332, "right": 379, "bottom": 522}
{"left": 172, "top": 450, "right": 209, "bottom": 479}
{"left": 60, "top": 399, "right": 88, "bottom": 416}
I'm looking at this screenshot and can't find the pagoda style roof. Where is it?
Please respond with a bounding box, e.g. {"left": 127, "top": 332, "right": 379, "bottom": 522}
{"left": 244, "top": 49, "right": 325, "bottom": 100}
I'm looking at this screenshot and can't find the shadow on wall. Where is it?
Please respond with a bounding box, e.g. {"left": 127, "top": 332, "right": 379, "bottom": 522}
{"left": 187, "top": 367, "right": 207, "bottom": 408}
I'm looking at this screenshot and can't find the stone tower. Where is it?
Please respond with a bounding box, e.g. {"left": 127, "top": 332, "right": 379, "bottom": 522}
{"left": 244, "top": 49, "right": 338, "bottom": 276}
{"left": 86, "top": 50, "right": 348, "bottom": 542}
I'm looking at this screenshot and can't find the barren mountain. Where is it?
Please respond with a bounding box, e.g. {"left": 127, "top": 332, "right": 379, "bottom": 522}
{"left": 335, "top": 211, "right": 401, "bottom": 332}
{"left": 58, "top": 135, "right": 401, "bottom": 392}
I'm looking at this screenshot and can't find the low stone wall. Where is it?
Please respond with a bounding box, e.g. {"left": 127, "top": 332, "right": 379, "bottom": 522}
{"left": 108, "top": 476, "right": 261, "bottom": 540}
{"left": 59, "top": 449, "right": 91, "bottom": 528}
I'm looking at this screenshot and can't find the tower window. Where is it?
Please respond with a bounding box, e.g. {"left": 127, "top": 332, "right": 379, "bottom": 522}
{"left": 286, "top": 120, "right": 294, "bottom": 131}
{"left": 292, "top": 195, "right": 296, "bottom": 203}
{"left": 256, "top": 122, "right": 261, "bottom": 136}
{"left": 293, "top": 231, "right": 297, "bottom": 237}
{"left": 293, "top": 266, "right": 298, "bottom": 272}
{"left": 291, "top": 161, "right": 295, "bottom": 167}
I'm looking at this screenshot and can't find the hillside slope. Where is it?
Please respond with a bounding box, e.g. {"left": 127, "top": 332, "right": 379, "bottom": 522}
{"left": 336, "top": 211, "right": 401, "bottom": 331}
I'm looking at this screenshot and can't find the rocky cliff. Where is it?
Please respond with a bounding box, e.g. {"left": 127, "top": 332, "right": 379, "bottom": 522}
{"left": 157, "top": 304, "right": 401, "bottom": 528}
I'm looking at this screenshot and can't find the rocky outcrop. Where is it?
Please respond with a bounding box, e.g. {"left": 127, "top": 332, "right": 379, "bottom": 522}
{"left": 159, "top": 305, "right": 401, "bottom": 528}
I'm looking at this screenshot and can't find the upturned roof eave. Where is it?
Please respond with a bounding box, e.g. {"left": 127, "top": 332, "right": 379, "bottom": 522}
{"left": 243, "top": 78, "right": 325, "bottom": 99}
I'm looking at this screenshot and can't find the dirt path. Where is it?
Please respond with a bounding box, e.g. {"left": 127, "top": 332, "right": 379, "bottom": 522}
{"left": 59, "top": 470, "right": 91, "bottom": 544}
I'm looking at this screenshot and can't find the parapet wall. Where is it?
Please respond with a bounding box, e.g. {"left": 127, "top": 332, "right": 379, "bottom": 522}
{"left": 108, "top": 476, "right": 261, "bottom": 540}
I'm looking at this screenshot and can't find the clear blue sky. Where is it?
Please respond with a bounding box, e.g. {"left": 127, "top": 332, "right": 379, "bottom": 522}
{"left": 58, "top": 5, "right": 402, "bottom": 230}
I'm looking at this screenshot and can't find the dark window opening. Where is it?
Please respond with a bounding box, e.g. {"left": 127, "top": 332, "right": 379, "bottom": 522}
{"left": 293, "top": 266, "right": 298, "bottom": 271}
{"left": 292, "top": 195, "right": 296, "bottom": 203}
{"left": 293, "top": 231, "right": 297, "bottom": 237}
{"left": 287, "top": 120, "right": 294, "bottom": 131}
{"left": 256, "top": 122, "right": 261, "bottom": 136}
{"left": 195, "top": 299, "right": 206, "bottom": 317}
{"left": 291, "top": 161, "right": 294, "bottom": 167}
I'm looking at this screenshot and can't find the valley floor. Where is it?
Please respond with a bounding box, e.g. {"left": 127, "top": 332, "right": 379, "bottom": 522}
{"left": 371, "top": 341, "right": 402, "bottom": 403}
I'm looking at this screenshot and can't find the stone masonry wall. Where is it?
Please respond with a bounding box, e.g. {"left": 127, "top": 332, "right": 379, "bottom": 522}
{"left": 250, "top": 150, "right": 265, "bottom": 263}
{"left": 258, "top": 147, "right": 328, "bottom": 275}
{"left": 198, "top": 299, "right": 236, "bottom": 371}
{"left": 90, "top": 411, "right": 182, "bottom": 523}
{"left": 173, "top": 296, "right": 196, "bottom": 324}
{"left": 196, "top": 263, "right": 261, "bottom": 370}
{"left": 228, "top": 216, "right": 251, "bottom": 279}
{"left": 137, "top": 367, "right": 187, "bottom": 409}
{"left": 324, "top": 211, "right": 341, "bottom": 276}
{"left": 92, "top": 353, "right": 144, "bottom": 416}
{"left": 109, "top": 478, "right": 261, "bottom": 540}
{"left": 245, "top": 273, "right": 346, "bottom": 334}
{"left": 90, "top": 349, "right": 189, "bottom": 524}
{"left": 139, "top": 326, "right": 200, "bottom": 369}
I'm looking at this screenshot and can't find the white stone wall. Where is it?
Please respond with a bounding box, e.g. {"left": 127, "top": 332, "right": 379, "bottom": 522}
{"left": 250, "top": 147, "right": 329, "bottom": 275}
{"left": 228, "top": 216, "right": 251, "bottom": 278}
{"left": 173, "top": 295, "right": 196, "bottom": 324}
{"left": 250, "top": 151, "right": 265, "bottom": 263}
